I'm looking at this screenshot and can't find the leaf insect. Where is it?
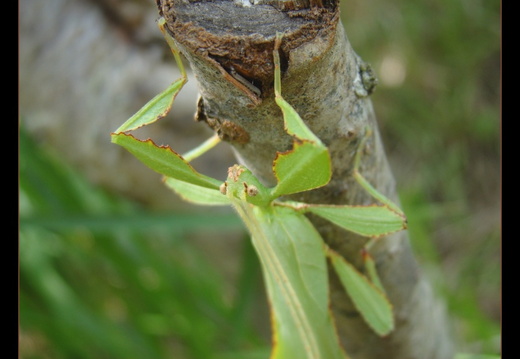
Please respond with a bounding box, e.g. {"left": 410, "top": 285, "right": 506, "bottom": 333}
{"left": 112, "top": 18, "right": 407, "bottom": 359}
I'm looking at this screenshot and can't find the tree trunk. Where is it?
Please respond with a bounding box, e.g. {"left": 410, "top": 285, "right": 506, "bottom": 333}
{"left": 157, "top": 1, "right": 454, "bottom": 358}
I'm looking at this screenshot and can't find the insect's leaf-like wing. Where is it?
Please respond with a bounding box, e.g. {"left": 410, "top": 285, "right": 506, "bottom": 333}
{"left": 328, "top": 248, "right": 394, "bottom": 336}
{"left": 111, "top": 133, "right": 221, "bottom": 190}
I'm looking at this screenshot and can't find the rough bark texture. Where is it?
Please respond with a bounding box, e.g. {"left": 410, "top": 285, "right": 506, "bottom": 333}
{"left": 157, "top": 0, "right": 454, "bottom": 358}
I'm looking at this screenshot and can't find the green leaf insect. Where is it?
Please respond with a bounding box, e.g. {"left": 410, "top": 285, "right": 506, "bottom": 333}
{"left": 112, "top": 23, "right": 407, "bottom": 359}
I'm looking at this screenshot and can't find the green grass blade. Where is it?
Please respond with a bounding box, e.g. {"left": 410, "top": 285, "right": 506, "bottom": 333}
{"left": 328, "top": 249, "right": 394, "bottom": 336}
{"left": 454, "top": 354, "right": 501, "bottom": 359}
{"left": 111, "top": 132, "right": 221, "bottom": 190}
{"left": 20, "top": 212, "right": 240, "bottom": 233}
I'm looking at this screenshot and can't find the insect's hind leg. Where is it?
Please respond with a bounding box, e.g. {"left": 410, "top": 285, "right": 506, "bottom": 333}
{"left": 352, "top": 127, "right": 405, "bottom": 217}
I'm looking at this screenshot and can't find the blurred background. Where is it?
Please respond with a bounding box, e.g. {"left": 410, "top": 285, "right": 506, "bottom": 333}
{"left": 19, "top": 0, "right": 500, "bottom": 358}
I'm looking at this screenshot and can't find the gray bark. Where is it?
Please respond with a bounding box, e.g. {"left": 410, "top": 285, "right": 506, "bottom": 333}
{"left": 157, "top": 0, "right": 455, "bottom": 358}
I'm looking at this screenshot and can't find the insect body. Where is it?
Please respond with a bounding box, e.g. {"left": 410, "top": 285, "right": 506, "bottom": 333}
{"left": 112, "top": 19, "right": 407, "bottom": 358}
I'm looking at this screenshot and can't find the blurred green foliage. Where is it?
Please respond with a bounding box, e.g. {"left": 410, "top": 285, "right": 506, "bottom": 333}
{"left": 20, "top": 0, "right": 499, "bottom": 357}
{"left": 20, "top": 126, "right": 270, "bottom": 358}
{"left": 341, "top": 0, "right": 500, "bottom": 355}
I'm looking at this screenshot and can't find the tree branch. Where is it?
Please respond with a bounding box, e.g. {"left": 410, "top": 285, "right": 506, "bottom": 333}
{"left": 157, "top": 0, "right": 454, "bottom": 357}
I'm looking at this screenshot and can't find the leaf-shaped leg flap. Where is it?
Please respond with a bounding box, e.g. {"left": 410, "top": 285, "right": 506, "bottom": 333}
{"left": 271, "top": 141, "right": 331, "bottom": 198}
{"left": 328, "top": 248, "right": 394, "bottom": 337}
{"left": 111, "top": 133, "right": 221, "bottom": 190}
{"left": 305, "top": 204, "right": 407, "bottom": 238}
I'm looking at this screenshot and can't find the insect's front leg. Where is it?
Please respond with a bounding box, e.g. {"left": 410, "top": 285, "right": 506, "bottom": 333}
{"left": 268, "top": 33, "right": 332, "bottom": 199}
{"left": 157, "top": 17, "right": 187, "bottom": 83}
{"left": 111, "top": 18, "right": 189, "bottom": 134}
